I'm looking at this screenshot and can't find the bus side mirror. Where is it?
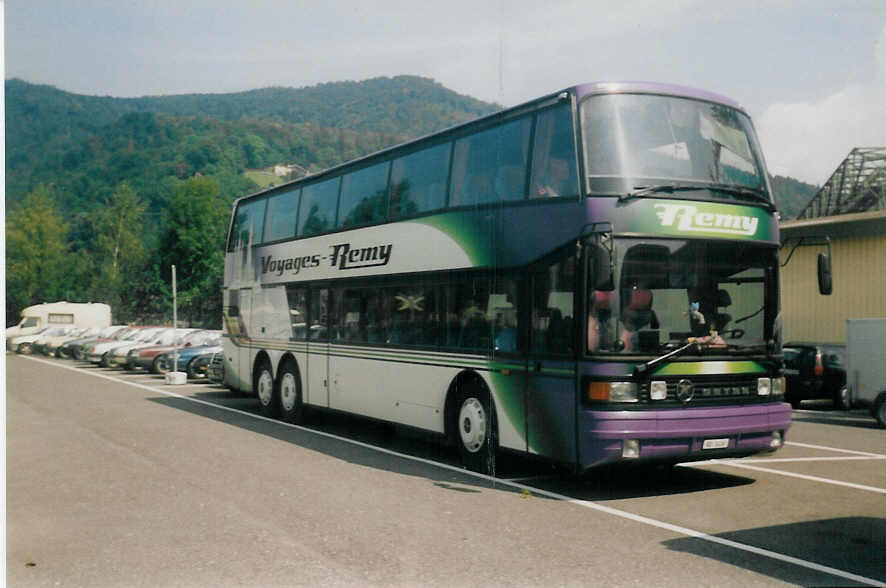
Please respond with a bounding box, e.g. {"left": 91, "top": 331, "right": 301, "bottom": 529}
{"left": 591, "top": 244, "right": 614, "bottom": 291}
{"left": 817, "top": 253, "right": 833, "bottom": 295}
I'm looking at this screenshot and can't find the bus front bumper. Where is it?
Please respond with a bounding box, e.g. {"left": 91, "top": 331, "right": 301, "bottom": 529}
{"left": 578, "top": 402, "right": 791, "bottom": 470}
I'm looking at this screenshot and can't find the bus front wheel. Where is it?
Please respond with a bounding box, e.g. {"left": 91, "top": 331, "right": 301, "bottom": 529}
{"left": 452, "top": 385, "right": 497, "bottom": 476}
{"left": 255, "top": 360, "right": 279, "bottom": 418}
{"left": 278, "top": 360, "right": 306, "bottom": 424}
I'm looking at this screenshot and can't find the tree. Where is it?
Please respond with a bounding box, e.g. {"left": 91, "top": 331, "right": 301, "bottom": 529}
{"left": 157, "top": 177, "right": 229, "bottom": 327}
{"left": 90, "top": 182, "right": 147, "bottom": 321}
{"left": 5, "top": 186, "right": 82, "bottom": 324}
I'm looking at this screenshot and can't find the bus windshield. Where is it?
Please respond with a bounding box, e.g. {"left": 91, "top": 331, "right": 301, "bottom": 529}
{"left": 581, "top": 93, "right": 771, "bottom": 204}
{"left": 588, "top": 239, "right": 778, "bottom": 355}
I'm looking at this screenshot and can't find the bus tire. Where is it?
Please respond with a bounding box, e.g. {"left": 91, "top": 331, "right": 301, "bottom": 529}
{"left": 874, "top": 394, "right": 886, "bottom": 428}
{"left": 452, "top": 383, "right": 497, "bottom": 476}
{"left": 255, "top": 359, "right": 279, "bottom": 418}
{"left": 278, "top": 359, "right": 306, "bottom": 424}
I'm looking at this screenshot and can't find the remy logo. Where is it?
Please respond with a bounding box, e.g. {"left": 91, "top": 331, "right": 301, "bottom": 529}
{"left": 329, "top": 242, "right": 393, "bottom": 270}
{"left": 654, "top": 203, "right": 759, "bottom": 237}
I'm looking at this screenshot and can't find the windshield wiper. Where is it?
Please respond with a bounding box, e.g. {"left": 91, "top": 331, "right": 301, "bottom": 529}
{"left": 634, "top": 339, "right": 701, "bottom": 376}
{"left": 704, "top": 183, "right": 773, "bottom": 207}
{"left": 618, "top": 183, "right": 706, "bottom": 202}
{"left": 618, "top": 182, "right": 773, "bottom": 207}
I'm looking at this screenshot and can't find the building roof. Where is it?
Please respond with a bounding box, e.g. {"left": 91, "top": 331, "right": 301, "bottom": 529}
{"left": 797, "top": 147, "right": 886, "bottom": 219}
{"left": 781, "top": 208, "right": 886, "bottom": 239}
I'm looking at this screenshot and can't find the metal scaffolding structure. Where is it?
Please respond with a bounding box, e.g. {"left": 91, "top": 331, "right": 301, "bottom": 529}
{"left": 796, "top": 147, "right": 886, "bottom": 219}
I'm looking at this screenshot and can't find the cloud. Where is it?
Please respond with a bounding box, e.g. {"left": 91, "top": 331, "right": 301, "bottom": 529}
{"left": 756, "top": 24, "right": 886, "bottom": 185}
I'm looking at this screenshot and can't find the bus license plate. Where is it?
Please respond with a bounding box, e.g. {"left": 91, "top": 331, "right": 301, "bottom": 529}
{"left": 703, "top": 438, "right": 729, "bottom": 450}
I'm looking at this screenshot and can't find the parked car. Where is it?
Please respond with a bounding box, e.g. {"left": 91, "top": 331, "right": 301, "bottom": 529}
{"left": 7, "top": 327, "right": 50, "bottom": 353}
{"left": 106, "top": 327, "right": 185, "bottom": 368}
{"left": 60, "top": 325, "right": 128, "bottom": 359}
{"left": 783, "top": 342, "right": 848, "bottom": 409}
{"left": 155, "top": 336, "right": 222, "bottom": 378}
{"left": 127, "top": 329, "right": 218, "bottom": 373}
{"left": 87, "top": 327, "right": 165, "bottom": 366}
{"left": 186, "top": 352, "right": 217, "bottom": 380}
{"left": 10, "top": 326, "right": 85, "bottom": 354}
{"left": 35, "top": 327, "right": 98, "bottom": 356}
{"left": 207, "top": 352, "right": 225, "bottom": 384}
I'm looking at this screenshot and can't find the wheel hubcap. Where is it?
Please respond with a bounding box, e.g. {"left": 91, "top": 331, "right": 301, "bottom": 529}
{"left": 458, "top": 398, "right": 487, "bottom": 453}
{"left": 257, "top": 370, "right": 273, "bottom": 406}
{"left": 281, "top": 373, "right": 297, "bottom": 412}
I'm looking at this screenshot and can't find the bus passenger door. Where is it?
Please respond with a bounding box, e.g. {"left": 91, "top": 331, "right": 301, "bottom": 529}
{"left": 233, "top": 288, "right": 254, "bottom": 392}
{"left": 525, "top": 257, "right": 578, "bottom": 464}
{"left": 306, "top": 287, "right": 330, "bottom": 408}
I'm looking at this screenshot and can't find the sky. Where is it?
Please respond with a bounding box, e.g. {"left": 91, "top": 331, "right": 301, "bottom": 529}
{"left": 4, "top": 0, "right": 886, "bottom": 185}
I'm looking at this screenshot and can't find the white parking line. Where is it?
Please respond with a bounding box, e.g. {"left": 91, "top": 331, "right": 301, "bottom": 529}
{"left": 738, "top": 456, "right": 886, "bottom": 464}
{"left": 786, "top": 441, "right": 886, "bottom": 458}
{"left": 715, "top": 462, "right": 886, "bottom": 494}
{"left": 18, "top": 355, "right": 886, "bottom": 588}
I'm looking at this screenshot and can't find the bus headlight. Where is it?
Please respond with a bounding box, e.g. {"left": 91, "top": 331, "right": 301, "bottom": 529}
{"left": 771, "top": 377, "right": 785, "bottom": 398}
{"left": 757, "top": 377, "right": 771, "bottom": 396}
{"left": 588, "top": 381, "right": 639, "bottom": 403}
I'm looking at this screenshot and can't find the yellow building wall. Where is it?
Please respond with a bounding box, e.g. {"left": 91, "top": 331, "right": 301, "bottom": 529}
{"left": 780, "top": 233, "right": 886, "bottom": 343}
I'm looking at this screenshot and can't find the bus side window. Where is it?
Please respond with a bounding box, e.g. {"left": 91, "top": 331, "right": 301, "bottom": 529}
{"left": 530, "top": 104, "right": 578, "bottom": 199}
{"left": 263, "top": 188, "right": 301, "bottom": 243}
{"left": 384, "top": 282, "right": 441, "bottom": 347}
{"left": 490, "top": 279, "right": 520, "bottom": 353}
{"left": 389, "top": 143, "right": 451, "bottom": 219}
{"left": 338, "top": 161, "right": 390, "bottom": 229}
{"left": 308, "top": 288, "right": 329, "bottom": 341}
{"left": 228, "top": 198, "right": 267, "bottom": 251}
{"left": 299, "top": 178, "right": 340, "bottom": 237}
{"left": 532, "top": 256, "right": 576, "bottom": 354}
{"left": 450, "top": 117, "right": 531, "bottom": 207}
{"left": 442, "top": 278, "right": 489, "bottom": 351}
{"left": 285, "top": 285, "right": 308, "bottom": 340}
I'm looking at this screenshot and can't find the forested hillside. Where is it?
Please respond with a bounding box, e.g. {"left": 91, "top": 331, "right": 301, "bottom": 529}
{"left": 771, "top": 175, "right": 819, "bottom": 219}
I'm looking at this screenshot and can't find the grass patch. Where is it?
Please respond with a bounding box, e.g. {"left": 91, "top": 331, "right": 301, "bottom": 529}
{"left": 245, "top": 169, "right": 280, "bottom": 188}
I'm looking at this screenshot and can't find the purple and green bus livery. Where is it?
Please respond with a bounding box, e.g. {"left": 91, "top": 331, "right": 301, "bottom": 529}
{"left": 222, "top": 81, "right": 830, "bottom": 474}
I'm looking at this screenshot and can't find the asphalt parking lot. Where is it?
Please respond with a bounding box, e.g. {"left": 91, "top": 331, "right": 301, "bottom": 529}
{"left": 6, "top": 353, "right": 886, "bottom": 587}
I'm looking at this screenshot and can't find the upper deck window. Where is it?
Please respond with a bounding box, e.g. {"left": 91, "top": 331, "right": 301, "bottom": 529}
{"left": 298, "top": 177, "right": 340, "bottom": 237}
{"left": 450, "top": 117, "right": 532, "bottom": 207}
{"left": 581, "top": 94, "right": 771, "bottom": 205}
{"left": 262, "top": 187, "right": 301, "bottom": 243}
{"left": 529, "top": 104, "right": 579, "bottom": 199}
{"left": 228, "top": 198, "right": 267, "bottom": 251}
{"left": 389, "top": 142, "right": 451, "bottom": 219}
{"left": 338, "top": 161, "right": 390, "bottom": 229}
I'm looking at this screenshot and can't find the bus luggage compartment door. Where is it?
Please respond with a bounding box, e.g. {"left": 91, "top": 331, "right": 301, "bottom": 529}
{"left": 526, "top": 358, "right": 577, "bottom": 463}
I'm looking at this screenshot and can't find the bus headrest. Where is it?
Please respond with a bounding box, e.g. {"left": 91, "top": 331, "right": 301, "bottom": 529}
{"left": 593, "top": 290, "right": 613, "bottom": 310}
{"left": 627, "top": 289, "right": 652, "bottom": 311}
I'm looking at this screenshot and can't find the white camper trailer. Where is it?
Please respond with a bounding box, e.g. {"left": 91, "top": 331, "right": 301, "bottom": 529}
{"left": 5, "top": 302, "right": 112, "bottom": 341}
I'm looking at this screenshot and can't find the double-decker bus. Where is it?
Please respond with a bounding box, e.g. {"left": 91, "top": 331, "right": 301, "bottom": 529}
{"left": 222, "top": 81, "right": 824, "bottom": 475}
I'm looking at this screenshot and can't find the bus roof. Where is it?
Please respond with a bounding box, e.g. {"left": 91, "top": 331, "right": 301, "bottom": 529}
{"left": 574, "top": 81, "right": 746, "bottom": 113}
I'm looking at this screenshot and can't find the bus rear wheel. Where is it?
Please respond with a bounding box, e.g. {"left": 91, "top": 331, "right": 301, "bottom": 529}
{"left": 278, "top": 360, "right": 306, "bottom": 424}
{"left": 874, "top": 394, "right": 886, "bottom": 428}
{"left": 452, "top": 385, "right": 497, "bottom": 476}
{"left": 255, "top": 361, "right": 279, "bottom": 418}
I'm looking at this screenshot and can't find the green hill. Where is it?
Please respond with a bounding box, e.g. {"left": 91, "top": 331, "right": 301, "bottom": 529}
{"left": 5, "top": 76, "right": 499, "bottom": 212}
{"left": 771, "top": 175, "right": 819, "bottom": 219}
